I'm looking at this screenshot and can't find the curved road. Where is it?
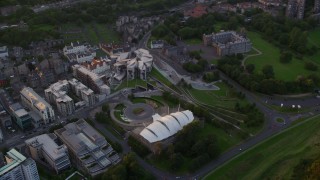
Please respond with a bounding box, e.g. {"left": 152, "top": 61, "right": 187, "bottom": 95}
{"left": 135, "top": 27, "right": 320, "bottom": 179}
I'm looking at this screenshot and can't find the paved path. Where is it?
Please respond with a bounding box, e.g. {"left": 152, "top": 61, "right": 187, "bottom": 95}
{"left": 241, "top": 47, "right": 262, "bottom": 67}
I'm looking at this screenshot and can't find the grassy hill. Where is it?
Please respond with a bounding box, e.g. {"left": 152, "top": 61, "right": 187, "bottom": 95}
{"left": 205, "top": 115, "right": 320, "bottom": 179}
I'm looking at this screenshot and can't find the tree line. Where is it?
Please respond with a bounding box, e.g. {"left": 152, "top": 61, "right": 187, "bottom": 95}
{"left": 218, "top": 55, "right": 320, "bottom": 94}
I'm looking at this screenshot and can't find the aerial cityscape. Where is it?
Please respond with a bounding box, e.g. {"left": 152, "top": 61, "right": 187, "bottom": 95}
{"left": 0, "top": 0, "right": 319, "bottom": 179}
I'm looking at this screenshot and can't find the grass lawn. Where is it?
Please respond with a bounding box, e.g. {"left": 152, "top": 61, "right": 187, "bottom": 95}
{"left": 276, "top": 117, "right": 284, "bottom": 123}
{"left": 95, "top": 24, "right": 121, "bottom": 43}
{"left": 308, "top": 28, "right": 320, "bottom": 47}
{"left": 184, "top": 38, "right": 202, "bottom": 45}
{"left": 61, "top": 23, "right": 120, "bottom": 45}
{"left": 150, "top": 95, "right": 178, "bottom": 108}
{"left": 187, "top": 82, "right": 246, "bottom": 109}
{"left": 205, "top": 114, "right": 320, "bottom": 180}
{"left": 245, "top": 31, "right": 315, "bottom": 81}
{"left": 150, "top": 68, "right": 173, "bottom": 87}
{"left": 85, "top": 24, "right": 99, "bottom": 44}
{"left": 115, "top": 79, "right": 148, "bottom": 90}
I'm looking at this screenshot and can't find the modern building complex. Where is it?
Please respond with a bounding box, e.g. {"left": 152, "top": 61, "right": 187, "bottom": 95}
{"left": 54, "top": 119, "right": 120, "bottom": 177}
{"left": 286, "top": 0, "right": 306, "bottom": 19}
{"left": 20, "top": 87, "right": 55, "bottom": 125}
{"left": 140, "top": 110, "right": 194, "bottom": 143}
{"left": 72, "top": 64, "right": 110, "bottom": 95}
{"left": 45, "top": 80, "right": 75, "bottom": 115}
{"left": 25, "top": 134, "right": 71, "bottom": 174}
{"left": 0, "top": 149, "right": 40, "bottom": 180}
{"left": 113, "top": 48, "right": 153, "bottom": 81}
{"left": 203, "top": 31, "right": 252, "bottom": 56}
{"left": 9, "top": 103, "right": 32, "bottom": 129}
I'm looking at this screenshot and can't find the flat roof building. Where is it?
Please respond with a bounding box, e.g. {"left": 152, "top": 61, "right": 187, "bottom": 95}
{"left": 45, "top": 80, "right": 75, "bottom": 116}
{"left": 25, "top": 134, "right": 71, "bottom": 174}
{"left": 54, "top": 119, "right": 120, "bottom": 177}
{"left": 20, "top": 87, "right": 55, "bottom": 125}
{"left": 0, "top": 149, "right": 40, "bottom": 180}
{"left": 9, "top": 103, "right": 32, "bottom": 130}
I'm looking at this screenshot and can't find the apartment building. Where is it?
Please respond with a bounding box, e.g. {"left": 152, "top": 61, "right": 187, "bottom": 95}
{"left": 54, "top": 119, "right": 120, "bottom": 177}
{"left": 25, "top": 134, "right": 71, "bottom": 174}
{"left": 45, "top": 80, "right": 75, "bottom": 116}
{"left": 72, "top": 65, "right": 110, "bottom": 95}
{"left": 68, "top": 78, "right": 96, "bottom": 107}
{"left": 286, "top": 0, "right": 306, "bottom": 19}
{"left": 20, "top": 87, "right": 55, "bottom": 125}
{"left": 0, "top": 149, "right": 40, "bottom": 180}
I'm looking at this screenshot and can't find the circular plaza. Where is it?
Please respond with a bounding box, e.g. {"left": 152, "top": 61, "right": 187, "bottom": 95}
{"left": 123, "top": 103, "right": 155, "bottom": 123}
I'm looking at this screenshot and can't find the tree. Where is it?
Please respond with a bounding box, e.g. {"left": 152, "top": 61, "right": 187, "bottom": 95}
{"left": 304, "top": 61, "right": 318, "bottom": 71}
{"left": 102, "top": 104, "right": 109, "bottom": 112}
{"left": 262, "top": 65, "right": 274, "bottom": 79}
{"left": 279, "top": 51, "right": 292, "bottom": 63}
{"left": 246, "top": 64, "right": 255, "bottom": 74}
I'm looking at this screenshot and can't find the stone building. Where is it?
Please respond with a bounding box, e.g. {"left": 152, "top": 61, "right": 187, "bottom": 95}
{"left": 203, "top": 31, "right": 252, "bottom": 56}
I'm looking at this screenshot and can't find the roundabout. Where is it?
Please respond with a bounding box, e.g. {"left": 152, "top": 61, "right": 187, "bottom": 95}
{"left": 123, "top": 103, "right": 155, "bottom": 122}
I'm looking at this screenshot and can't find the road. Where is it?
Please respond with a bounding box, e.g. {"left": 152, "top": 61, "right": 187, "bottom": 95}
{"left": 134, "top": 26, "right": 320, "bottom": 179}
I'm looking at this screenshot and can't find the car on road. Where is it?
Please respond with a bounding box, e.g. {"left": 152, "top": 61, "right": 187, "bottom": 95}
{"left": 20, "top": 136, "right": 26, "bottom": 139}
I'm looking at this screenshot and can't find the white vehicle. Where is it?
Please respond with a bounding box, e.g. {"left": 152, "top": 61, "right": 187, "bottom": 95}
{"left": 20, "top": 136, "right": 26, "bottom": 139}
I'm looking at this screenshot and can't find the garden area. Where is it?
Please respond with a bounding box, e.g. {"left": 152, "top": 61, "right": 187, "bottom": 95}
{"left": 205, "top": 115, "right": 320, "bottom": 180}
{"left": 245, "top": 31, "right": 315, "bottom": 82}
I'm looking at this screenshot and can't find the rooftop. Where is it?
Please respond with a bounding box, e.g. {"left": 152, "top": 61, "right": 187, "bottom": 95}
{"left": 25, "top": 134, "right": 68, "bottom": 161}
{"left": 0, "top": 149, "right": 26, "bottom": 176}
{"left": 21, "top": 87, "right": 52, "bottom": 111}
{"left": 54, "top": 119, "right": 106, "bottom": 154}
{"left": 14, "top": 109, "right": 29, "bottom": 117}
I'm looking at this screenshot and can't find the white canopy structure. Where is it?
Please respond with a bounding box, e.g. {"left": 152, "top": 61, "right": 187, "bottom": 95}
{"left": 140, "top": 110, "right": 194, "bottom": 143}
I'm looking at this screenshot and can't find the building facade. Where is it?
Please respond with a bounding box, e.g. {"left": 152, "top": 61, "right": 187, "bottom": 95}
{"left": 20, "top": 87, "right": 55, "bottom": 125}
{"left": 9, "top": 103, "right": 32, "bottom": 130}
{"left": 203, "top": 31, "right": 252, "bottom": 56}
{"left": 72, "top": 65, "right": 110, "bottom": 95}
{"left": 68, "top": 79, "right": 96, "bottom": 107}
{"left": 315, "top": 0, "right": 320, "bottom": 14}
{"left": 54, "top": 119, "right": 120, "bottom": 177}
{"left": 25, "top": 134, "right": 71, "bottom": 174}
{"left": 0, "top": 149, "right": 40, "bottom": 180}
{"left": 45, "top": 80, "right": 75, "bottom": 116}
{"left": 286, "top": 0, "right": 306, "bottom": 19}
{"left": 0, "top": 46, "right": 8, "bottom": 59}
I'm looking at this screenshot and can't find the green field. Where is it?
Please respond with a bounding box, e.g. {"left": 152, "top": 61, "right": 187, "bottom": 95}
{"left": 307, "top": 28, "right": 320, "bottom": 65}
{"left": 205, "top": 114, "right": 320, "bottom": 180}
{"left": 61, "top": 23, "right": 121, "bottom": 45}
{"left": 308, "top": 28, "right": 320, "bottom": 47}
{"left": 245, "top": 32, "right": 314, "bottom": 81}
{"left": 115, "top": 79, "right": 149, "bottom": 90}
{"left": 187, "top": 82, "right": 246, "bottom": 109}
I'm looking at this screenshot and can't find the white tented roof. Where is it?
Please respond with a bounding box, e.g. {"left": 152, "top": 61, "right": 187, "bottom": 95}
{"left": 140, "top": 110, "right": 194, "bottom": 143}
